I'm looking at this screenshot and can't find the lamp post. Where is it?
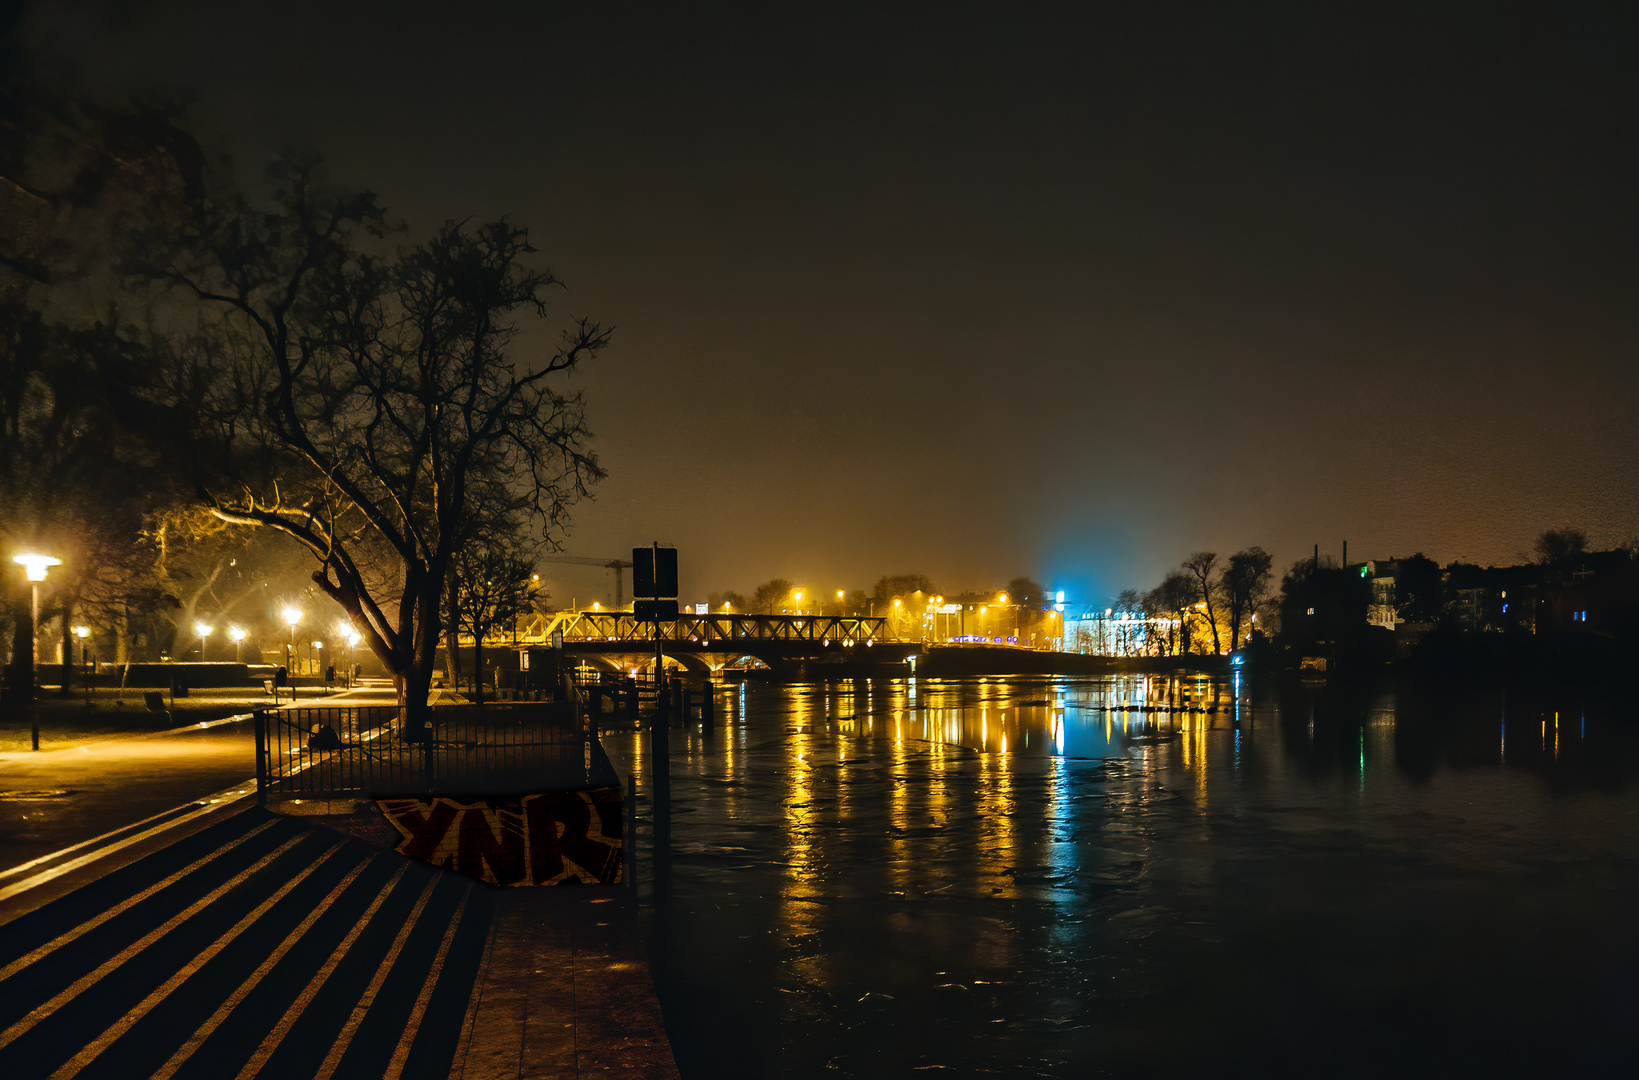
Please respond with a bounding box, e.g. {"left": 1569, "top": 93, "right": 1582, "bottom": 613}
{"left": 282, "top": 607, "right": 301, "bottom": 701}
{"left": 342, "top": 627, "right": 361, "bottom": 686}
{"left": 228, "top": 626, "right": 246, "bottom": 663}
{"left": 13, "top": 554, "right": 59, "bottom": 669}
{"left": 194, "top": 621, "right": 213, "bottom": 663}
{"left": 13, "top": 554, "right": 59, "bottom": 740}
{"left": 312, "top": 641, "right": 325, "bottom": 687}
{"left": 73, "top": 625, "right": 90, "bottom": 707}
{"left": 13, "top": 553, "right": 59, "bottom": 745}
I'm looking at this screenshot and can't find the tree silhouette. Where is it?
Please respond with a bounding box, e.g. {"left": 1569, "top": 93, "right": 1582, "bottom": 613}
{"left": 1181, "top": 552, "right": 1222, "bottom": 654}
{"left": 872, "top": 573, "right": 938, "bottom": 609}
{"left": 1220, "top": 546, "right": 1273, "bottom": 651}
{"left": 752, "top": 578, "right": 795, "bottom": 614}
{"left": 1533, "top": 527, "right": 1588, "bottom": 567}
{"left": 134, "top": 155, "right": 608, "bottom": 724}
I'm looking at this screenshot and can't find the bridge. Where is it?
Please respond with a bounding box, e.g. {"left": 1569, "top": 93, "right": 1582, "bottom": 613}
{"left": 465, "top": 611, "right": 917, "bottom": 676}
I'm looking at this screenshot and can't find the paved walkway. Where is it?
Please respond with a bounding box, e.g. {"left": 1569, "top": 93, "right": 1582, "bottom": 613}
{"left": 455, "top": 891, "right": 679, "bottom": 1079}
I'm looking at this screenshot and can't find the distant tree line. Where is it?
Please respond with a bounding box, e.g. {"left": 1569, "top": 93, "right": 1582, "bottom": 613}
{"left": 1109, "top": 548, "right": 1274, "bottom": 657}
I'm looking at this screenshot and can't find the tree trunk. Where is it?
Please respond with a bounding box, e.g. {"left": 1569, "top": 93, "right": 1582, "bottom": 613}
{"left": 1203, "top": 595, "right": 1222, "bottom": 655}
{"left": 59, "top": 599, "right": 73, "bottom": 696}
{"left": 474, "top": 633, "right": 484, "bottom": 707}
{"left": 5, "top": 592, "right": 31, "bottom": 708}
{"left": 403, "top": 578, "right": 445, "bottom": 740}
{"left": 443, "top": 563, "right": 462, "bottom": 692}
{"left": 115, "top": 604, "right": 130, "bottom": 665}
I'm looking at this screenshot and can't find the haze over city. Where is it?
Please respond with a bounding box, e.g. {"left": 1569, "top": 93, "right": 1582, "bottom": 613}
{"left": 21, "top": 1, "right": 1638, "bottom": 605}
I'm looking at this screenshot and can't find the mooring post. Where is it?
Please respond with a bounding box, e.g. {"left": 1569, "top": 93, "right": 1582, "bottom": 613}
{"left": 702, "top": 680, "right": 715, "bottom": 734}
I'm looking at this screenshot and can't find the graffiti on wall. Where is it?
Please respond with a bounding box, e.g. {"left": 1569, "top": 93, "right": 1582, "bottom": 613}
{"left": 377, "top": 787, "right": 623, "bottom": 886}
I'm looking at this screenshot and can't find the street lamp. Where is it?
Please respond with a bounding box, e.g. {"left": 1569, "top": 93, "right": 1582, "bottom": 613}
{"left": 793, "top": 590, "right": 803, "bottom": 615}
{"left": 13, "top": 553, "right": 59, "bottom": 746}
{"left": 340, "top": 626, "right": 361, "bottom": 686}
{"left": 282, "top": 607, "right": 301, "bottom": 691}
{"left": 228, "top": 626, "right": 247, "bottom": 663}
{"left": 13, "top": 554, "right": 59, "bottom": 670}
{"left": 194, "top": 621, "right": 213, "bottom": 662}
{"left": 312, "top": 640, "right": 325, "bottom": 684}
{"left": 73, "top": 625, "right": 90, "bottom": 706}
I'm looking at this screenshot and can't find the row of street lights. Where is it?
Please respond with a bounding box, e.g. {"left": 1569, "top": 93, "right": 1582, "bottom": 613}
{"left": 10, "top": 551, "right": 365, "bottom": 672}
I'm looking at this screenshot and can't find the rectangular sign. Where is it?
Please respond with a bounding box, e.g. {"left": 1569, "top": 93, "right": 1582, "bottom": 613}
{"left": 634, "top": 598, "right": 680, "bottom": 621}
{"left": 632, "top": 546, "right": 679, "bottom": 598}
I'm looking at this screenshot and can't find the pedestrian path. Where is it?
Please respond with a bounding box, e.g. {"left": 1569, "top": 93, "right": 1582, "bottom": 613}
{"left": 0, "top": 806, "right": 491, "bottom": 1080}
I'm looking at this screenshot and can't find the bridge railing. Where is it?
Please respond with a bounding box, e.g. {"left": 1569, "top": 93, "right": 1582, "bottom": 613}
{"left": 462, "top": 611, "right": 893, "bottom": 647}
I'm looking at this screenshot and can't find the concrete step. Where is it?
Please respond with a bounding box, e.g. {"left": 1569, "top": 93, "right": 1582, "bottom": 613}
{"left": 0, "top": 807, "right": 491, "bottom": 1080}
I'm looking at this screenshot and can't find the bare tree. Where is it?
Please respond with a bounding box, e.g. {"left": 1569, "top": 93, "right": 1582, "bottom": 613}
{"left": 1114, "top": 588, "right": 1143, "bottom": 656}
{"left": 135, "top": 155, "right": 608, "bottom": 726}
{"left": 1181, "top": 552, "right": 1222, "bottom": 654}
{"left": 446, "top": 533, "right": 536, "bottom": 706}
{"left": 1220, "top": 546, "right": 1273, "bottom": 651}
{"left": 1532, "top": 527, "right": 1588, "bottom": 567}
{"left": 1146, "top": 572, "right": 1195, "bottom": 656}
{"left": 751, "top": 578, "right": 795, "bottom": 614}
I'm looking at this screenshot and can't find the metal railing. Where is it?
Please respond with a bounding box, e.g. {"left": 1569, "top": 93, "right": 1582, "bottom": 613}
{"left": 477, "top": 611, "right": 892, "bottom": 646}
{"left": 254, "top": 700, "right": 605, "bottom": 802}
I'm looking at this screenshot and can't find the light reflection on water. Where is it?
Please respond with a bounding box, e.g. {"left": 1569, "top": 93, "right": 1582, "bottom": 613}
{"left": 615, "top": 674, "right": 1639, "bottom": 1079}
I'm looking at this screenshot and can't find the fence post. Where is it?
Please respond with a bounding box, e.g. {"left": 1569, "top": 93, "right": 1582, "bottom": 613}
{"left": 253, "top": 709, "right": 268, "bottom": 806}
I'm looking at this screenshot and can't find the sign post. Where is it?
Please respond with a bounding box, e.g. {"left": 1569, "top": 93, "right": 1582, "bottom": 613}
{"left": 634, "top": 544, "right": 678, "bottom": 816}
{"left": 634, "top": 543, "right": 678, "bottom": 898}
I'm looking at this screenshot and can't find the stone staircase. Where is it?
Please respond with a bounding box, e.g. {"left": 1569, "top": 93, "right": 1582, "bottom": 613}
{"left": 0, "top": 807, "right": 491, "bottom": 1080}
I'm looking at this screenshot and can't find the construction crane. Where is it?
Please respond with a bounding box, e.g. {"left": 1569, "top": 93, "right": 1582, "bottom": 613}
{"left": 535, "top": 555, "right": 634, "bottom": 608}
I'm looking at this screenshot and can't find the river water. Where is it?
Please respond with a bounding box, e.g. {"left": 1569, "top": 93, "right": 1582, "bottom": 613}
{"left": 605, "top": 674, "right": 1639, "bottom": 1078}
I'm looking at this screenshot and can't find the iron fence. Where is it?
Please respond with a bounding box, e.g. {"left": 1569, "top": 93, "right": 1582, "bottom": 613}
{"left": 254, "top": 700, "right": 608, "bottom": 802}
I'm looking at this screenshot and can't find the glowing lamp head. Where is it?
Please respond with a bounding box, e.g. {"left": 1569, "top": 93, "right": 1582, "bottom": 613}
{"left": 997, "top": 592, "right": 1009, "bottom": 604}
{"left": 312, "top": 640, "right": 323, "bottom": 651}
{"left": 194, "top": 622, "right": 213, "bottom": 639}
{"left": 282, "top": 607, "right": 301, "bottom": 628}
{"left": 228, "top": 627, "right": 247, "bottom": 643}
{"left": 73, "top": 625, "right": 90, "bottom": 639}
{"left": 14, "top": 553, "right": 60, "bottom": 581}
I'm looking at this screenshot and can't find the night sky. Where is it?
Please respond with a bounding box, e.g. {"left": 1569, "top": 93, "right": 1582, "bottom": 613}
{"left": 21, "top": 2, "right": 1639, "bottom": 607}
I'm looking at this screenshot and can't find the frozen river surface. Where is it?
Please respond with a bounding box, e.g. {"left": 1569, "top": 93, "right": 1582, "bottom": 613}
{"left": 605, "top": 674, "right": 1639, "bottom": 1078}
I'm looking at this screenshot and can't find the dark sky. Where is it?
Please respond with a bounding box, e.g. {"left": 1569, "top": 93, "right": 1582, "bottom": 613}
{"left": 22, "top": 1, "right": 1639, "bottom": 607}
